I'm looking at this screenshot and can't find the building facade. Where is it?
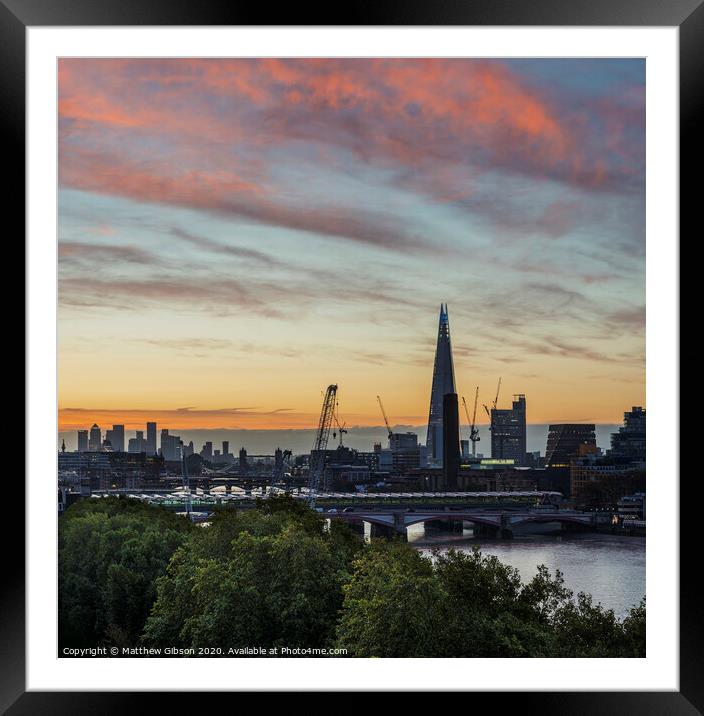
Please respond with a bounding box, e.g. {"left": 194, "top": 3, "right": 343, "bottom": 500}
{"left": 425, "top": 304, "right": 457, "bottom": 466}
{"left": 610, "top": 406, "right": 646, "bottom": 461}
{"left": 146, "top": 422, "right": 157, "bottom": 456}
{"left": 490, "top": 394, "right": 527, "bottom": 466}
{"left": 545, "top": 424, "right": 597, "bottom": 468}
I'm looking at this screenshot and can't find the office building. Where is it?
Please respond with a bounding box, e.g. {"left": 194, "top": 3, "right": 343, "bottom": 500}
{"left": 111, "top": 424, "right": 125, "bottom": 453}
{"left": 490, "top": 394, "right": 527, "bottom": 465}
{"left": 128, "top": 430, "right": 146, "bottom": 453}
{"left": 545, "top": 424, "right": 597, "bottom": 468}
{"left": 426, "top": 303, "right": 457, "bottom": 465}
{"left": 77, "top": 430, "right": 88, "bottom": 452}
{"left": 160, "top": 432, "right": 182, "bottom": 461}
{"left": 570, "top": 451, "right": 643, "bottom": 501}
{"left": 201, "top": 442, "right": 213, "bottom": 461}
{"left": 442, "top": 392, "right": 460, "bottom": 489}
{"left": 610, "top": 407, "right": 646, "bottom": 462}
{"left": 146, "top": 422, "right": 157, "bottom": 456}
{"left": 88, "top": 424, "right": 101, "bottom": 452}
{"left": 389, "top": 432, "right": 418, "bottom": 451}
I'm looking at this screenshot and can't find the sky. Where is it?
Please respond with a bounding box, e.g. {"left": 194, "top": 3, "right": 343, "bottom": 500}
{"left": 58, "top": 58, "right": 645, "bottom": 434}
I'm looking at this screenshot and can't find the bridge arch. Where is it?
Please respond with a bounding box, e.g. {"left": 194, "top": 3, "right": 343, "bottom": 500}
{"left": 404, "top": 513, "right": 501, "bottom": 530}
{"left": 338, "top": 514, "right": 397, "bottom": 530}
{"left": 508, "top": 514, "right": 593, "bottom": 528}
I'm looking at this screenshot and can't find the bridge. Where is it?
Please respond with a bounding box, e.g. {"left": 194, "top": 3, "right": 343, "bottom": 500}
{"left": 330, "top": 507, "right": 608, "bottom": 538}
{"left": 81, "top": 489, "right": 609, "bottom": 537}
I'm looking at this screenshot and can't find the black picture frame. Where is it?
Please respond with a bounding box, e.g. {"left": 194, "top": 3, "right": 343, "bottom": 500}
{"left": 3, "top": 0, "right": 691, "bottom": 710}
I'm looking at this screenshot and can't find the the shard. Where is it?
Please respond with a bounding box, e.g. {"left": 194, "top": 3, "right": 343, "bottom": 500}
{"left": 426, "top": 303, "right": 457, "bottom": 465}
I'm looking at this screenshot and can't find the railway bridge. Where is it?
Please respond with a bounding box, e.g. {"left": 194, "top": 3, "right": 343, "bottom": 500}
{"left": 331, "top": 508, "right": 607, "bottom": 539}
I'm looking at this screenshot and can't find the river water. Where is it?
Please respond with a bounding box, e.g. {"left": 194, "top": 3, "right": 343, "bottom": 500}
{"left": 408, "top": 526, "right": 645, "bottom": 618}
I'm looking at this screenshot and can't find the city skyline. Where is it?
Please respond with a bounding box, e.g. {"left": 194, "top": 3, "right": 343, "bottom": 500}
{"left": 59, "top": 59, "right": 645, "bottom": 430}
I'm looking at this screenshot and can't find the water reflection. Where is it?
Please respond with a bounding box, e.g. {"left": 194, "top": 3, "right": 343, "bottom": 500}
{"left": 408, "top": 524, "right": 645, "bottom": 618}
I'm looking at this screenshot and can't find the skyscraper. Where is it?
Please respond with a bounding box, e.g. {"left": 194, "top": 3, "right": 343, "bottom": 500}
{"left": 111, "top": 424, "right": 125, "bottom": 453}
{"left": 77, "top": 430, "right": 88, "bottom": 452}
{"left": 490, "top": 394, "right": 527, "bottom": 465}
{"left": 426, "top": 304, "right": 456, "bottom": 465}
{"left": 442, "top": 393, "right": 460, "bottom": 489}
{"left": 146, "top": 422, "right": 157, "bottom": 456}
{"left": 88, "top": 423, "right": 101, "bottom": 452}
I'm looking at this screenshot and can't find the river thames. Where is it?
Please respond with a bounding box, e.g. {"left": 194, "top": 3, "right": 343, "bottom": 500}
{"left": 408, "top": 527, "right": 645, "bottom": 618}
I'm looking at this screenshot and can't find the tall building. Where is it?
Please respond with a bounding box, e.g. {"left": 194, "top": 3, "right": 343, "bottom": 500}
{"left": 160, "top": 433, "right": 182, "bottom": 461}
{"left": 610, "top": 407, "right": 646, "bottom": 462}
{"left": 128, "top": 430, "right": 146, "bottom": 453}
{"left": 425, "top": 304, "right": 456, "bottom": 465}
{"left": 77, "top": 430, "right": 88, "bottom": 452}
{"left": 442, "top": 393, "right": 460, "bottom": 489}
{"left": 490, "top": 394, "right": 527, "bottom": 466}
{"left": 111, "top": 424, "right": 125, "bottom": 453}
{"left": 222, "top": 440, "right": 229, "bottom": 457}
{"left": 88, "top": 423, "right": 102, "bottom": 452}
{"left": 389, "top": 432, "right": 418, "bottom": 451}
{"left": 146, "top": 422, "right": 157, "bottom": 456}
{"left": 545, "top": 424, "right": 597, "bottom": 468}
{"left": 389, "top": 432, "right": 421, "bottom": 473}
{"left": 239, "top": 447, "right": 249, "bottom": 473}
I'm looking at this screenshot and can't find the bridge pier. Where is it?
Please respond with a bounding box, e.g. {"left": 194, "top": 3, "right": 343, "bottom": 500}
{"left": 500, "top": 514, "right": 514, "bottom": 539}
{"left": 471, "top": 522, "right": 501, "bottom": 538}
{"left": 367, "top": 522, "right": 406, "bottom": 541}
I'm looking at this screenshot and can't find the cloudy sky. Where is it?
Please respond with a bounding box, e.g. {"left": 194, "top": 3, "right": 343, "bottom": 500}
{"left": 58, "top": 58, "right": 645, "bottom": 432}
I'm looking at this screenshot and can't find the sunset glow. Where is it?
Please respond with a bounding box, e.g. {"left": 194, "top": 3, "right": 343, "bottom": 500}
{"left": 58, "top": 59, "right": 645, "bottom": 432}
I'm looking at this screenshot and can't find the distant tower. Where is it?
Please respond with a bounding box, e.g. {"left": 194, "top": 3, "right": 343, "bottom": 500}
{"left": 77, "top": 430, "right": 88, "bottom": 452}
{"left": 146, "top": 422, "right": 157, "bottom": 456}
{"left": 442, "top": 393, "right": 460, "bottom": 489}
{"left": 426, "top": 304, "right": 457, "bottom": 465}
{"left": 239, "top": 447, "right": 248, "bottom": 473}
{"left": 61, "top": 439, "right": 66, "bottom": 453}
{"left": 88, "top": 423, "right": 102, "bottom": 452}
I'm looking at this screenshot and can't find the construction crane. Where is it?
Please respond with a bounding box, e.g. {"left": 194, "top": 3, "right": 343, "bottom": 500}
{"left": 376, "top": 395, "right": 393, "bottom": 439}
{"left": 462, "top": 387, "right": 481, "bottom": 457}
{"left": 332, "top": 400, "right": 347, "bottom": 448}
{"left": 307, "top": 384, "right": 338, "bottom": 507}
{"left": 493, "top": 377, "right": 502, "bottom": 410}
{"left": 483, "top": 377, "right": 502, "bottom": 419}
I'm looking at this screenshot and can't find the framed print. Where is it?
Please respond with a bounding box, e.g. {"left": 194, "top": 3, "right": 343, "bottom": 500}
{"left": 4, "top": 0, "right": 693, "bottom": 710}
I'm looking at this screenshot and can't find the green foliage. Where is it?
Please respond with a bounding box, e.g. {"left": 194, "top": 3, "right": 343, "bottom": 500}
{"left": 143, "top": 503, "right": 361, "bottom": 652}
{"left": 58, "top": 497, "right": 191, "bottom": 649}
{"left": 59, "top": 497, "right": 645, "bottom": 658}
{"left": 335, "top": 541, "right": 447, "bottom": 657}
{"left": 336, "top": 543, "right": 645, "bottom": 658}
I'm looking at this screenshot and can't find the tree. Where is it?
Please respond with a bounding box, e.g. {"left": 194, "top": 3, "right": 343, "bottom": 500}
{"left": 58, "top": 497, "right": 191, "bottom": 649}
{"left": 143, "top": 503, "right": 360, "bottom": 652}
{"left": 336, "top": 543, "right": 645, "bottom": 658}
{"left": 335, "top": 541, "right": 448, "bottom": 657}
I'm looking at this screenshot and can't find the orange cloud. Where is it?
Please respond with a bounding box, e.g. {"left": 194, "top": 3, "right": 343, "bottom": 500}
{"left": 57, "top": 406, "right": 427, "bottom": 432}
